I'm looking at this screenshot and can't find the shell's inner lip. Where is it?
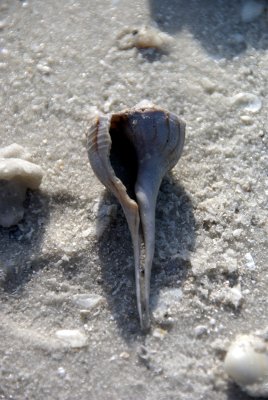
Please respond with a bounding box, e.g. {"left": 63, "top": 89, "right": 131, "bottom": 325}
{"left": 109, "top": 115, "right": 138, "bottom": 201}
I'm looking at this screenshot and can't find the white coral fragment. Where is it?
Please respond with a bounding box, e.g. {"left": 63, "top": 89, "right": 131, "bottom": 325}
{"left": 0, "top": 143, "right": 44, "bottom": 227}
{"left": 224, "top": 333, "right": 268, "bottom": 397}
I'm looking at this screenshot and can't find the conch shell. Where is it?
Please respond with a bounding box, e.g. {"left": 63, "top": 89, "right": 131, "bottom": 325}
{"left": 86, "top": 101, "right": 185, "bottom": 331}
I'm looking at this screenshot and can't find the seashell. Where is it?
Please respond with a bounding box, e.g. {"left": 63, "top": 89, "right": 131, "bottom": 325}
{"left": 224, "top": 333, "right": 268, "bottom": 397}
{"left": 0, "top": 143, "right": 44, "bottom": 227}
{"left": 117, "top": 26, "right": 172, "bottom": 51}
{"left": 85, "top": 101, "right": 185, "bottom": 331}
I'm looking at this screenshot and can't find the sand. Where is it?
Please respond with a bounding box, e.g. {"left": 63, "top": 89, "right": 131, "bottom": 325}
{"left": 0, "top": 0, "right": 267, "bottom": 399}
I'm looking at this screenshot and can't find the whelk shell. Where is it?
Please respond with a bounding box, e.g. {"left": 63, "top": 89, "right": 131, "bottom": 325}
{"left": 86, "top": 101, "right": 185, "bottom": 331}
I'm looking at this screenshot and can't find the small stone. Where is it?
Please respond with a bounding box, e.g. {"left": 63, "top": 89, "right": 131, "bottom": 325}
{"left": 55, "top": 329, "right": 87, "bottom": 348}
{"left": 241, "top": 1, "right": 265, "bottom": 22}
{"left": 194, "top": 325, "right": 208, "bottom": 337}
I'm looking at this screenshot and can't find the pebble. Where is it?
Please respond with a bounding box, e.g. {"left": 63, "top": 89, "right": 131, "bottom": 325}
{"left": 55, "top": 329, "right": 88, "bottom": 348}
{"left": 241, "top": 1, "right": 265, "bottom": 22}
{"left": 224, "top": 334, "right": 268, "bottom": 397}
{"left": 230, "top": 92, "right": 262, "bottom": 113}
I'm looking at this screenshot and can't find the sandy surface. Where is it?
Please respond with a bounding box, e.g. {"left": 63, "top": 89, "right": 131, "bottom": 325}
{"left": 0, "top": 0, "right": 268, "bottom": 399}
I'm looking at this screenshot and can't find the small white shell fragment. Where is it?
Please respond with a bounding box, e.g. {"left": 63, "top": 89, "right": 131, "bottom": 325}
{"left": 233, "top": 228, "right": 243, "bottom": 238}
{"left": 152, "top": 327, "right": 167, "bottom": 339}
{"left": 0, "top": 144, "right": 44, "bottom": 227}
{"left": 230, "top": 92, "right": 262, "bottom": 113}
{"left": 0, "top": 158, "right": 44, "bottom": 189}
{"left": 36, "top": 63, "right": 52, "bottom": 74}
{"left": 72, "top": 294, "right": 104, "bottom": 310}
{"left": 119, "top": 351, "right": 130, "bottom": 359}
{"left": 200, "top": 77, "right": 217, "bottom": 94}
{"left": 0, "top": 143, "right": 31, "bottom": 160}
{"left": 227, "top": 285, "right": 243, "bottom": 309}
{"left": 0, "top": 19, "right": 8, "bottom": 30}
{"left": 194, "top": 325, "right": 208, "bottom": 337}
{"left": 117, "top": 25, "right": 172, "bottom": 50}
{"left": 211, "top": 284, "right": 243, "bottom": 309}
{"left": 244, "top": 252, "right": 256, "bottom": 270}
{"left": 55, "top": 329, "right": 88, "bottom": 348}
{"left": 224, "top": 334, "right": 268, "bottom": 397}
{"left": 241, "top": 1, "right": 265, "bottom": 22}
{"left": 240, "top": 115, "right": 254, "bottom": 125}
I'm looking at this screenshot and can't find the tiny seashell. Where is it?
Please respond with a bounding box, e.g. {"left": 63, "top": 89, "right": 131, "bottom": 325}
{"left": 224, "top": 334, "right": 268, "bottom": 397}
{"left": 85, "top": 102, "right": 185, "bottom": 330}
{"left": 230, "top": 92, "right": 262, "bottom": 113}
{"left": 117, "top": 25, "right": 173, "bottom": 51}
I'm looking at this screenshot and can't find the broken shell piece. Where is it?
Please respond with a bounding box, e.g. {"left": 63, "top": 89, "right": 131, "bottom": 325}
{"left": 224, "top": 334, "right": 268, "bottom": 397}
{"left": 55, "top": 329, "right": 88, "bottom": 348}
{"left": 0, "top": 144, "right": 44, "bottom": 227}
{"left": 230, "top": 92, "right": 262, "bottom": 113}
{"left": 86, "top": 102, "right": 185, "bottom": 330}
{"left": 0, "top": 143, "right": 32, "bottom": 160}
{"left": 117, "top": 25, "right": 173, "bottom": 51}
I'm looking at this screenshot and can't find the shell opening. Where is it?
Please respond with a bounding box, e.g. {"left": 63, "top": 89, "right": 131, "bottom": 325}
{"left": 109, "top": 115, "right": 138, "bottom": 201}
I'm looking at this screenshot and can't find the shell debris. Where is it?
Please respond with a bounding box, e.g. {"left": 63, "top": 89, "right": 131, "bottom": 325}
{"left": 0, "top": 143, "right": 44, "bottom": 227}
{"left": 224, "top": 333, "right": 268, "bottom": 397}
{"left": 117, "top": 25, "right": 173, "bottom": 51}
{"left": 85, "top": 102, "right": 185, "bottom": 331}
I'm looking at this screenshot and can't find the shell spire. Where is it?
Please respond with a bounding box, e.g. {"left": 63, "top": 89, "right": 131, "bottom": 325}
{"left": 86, "top": 102, "right": 185, "bottom": 331}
